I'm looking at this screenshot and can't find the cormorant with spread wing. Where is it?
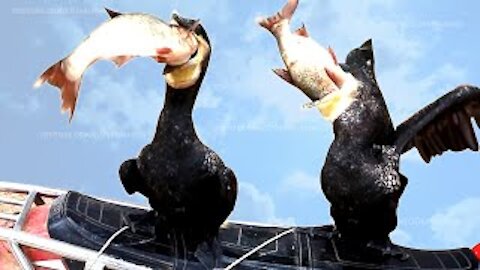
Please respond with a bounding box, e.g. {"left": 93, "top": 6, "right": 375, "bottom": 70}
{"left": 317, "top": 40, "right": 480, "bottom": 259}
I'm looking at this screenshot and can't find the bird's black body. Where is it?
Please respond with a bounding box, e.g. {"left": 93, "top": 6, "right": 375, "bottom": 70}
{"left": 321, "top": 40, "right": 406, "bottom": 255}
{"left": 118, "top": 16, "right": 237, "bottom": 263}
{"left": 320, "top": 40, "right": 480, "bottom": 258}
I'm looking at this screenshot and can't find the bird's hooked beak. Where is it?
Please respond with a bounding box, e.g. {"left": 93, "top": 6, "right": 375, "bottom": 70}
{"left": 164, "top": 13, "right": 210, "bottom": 89}
{"left": 170, "top": 13, "right": 200, "bottom": 33}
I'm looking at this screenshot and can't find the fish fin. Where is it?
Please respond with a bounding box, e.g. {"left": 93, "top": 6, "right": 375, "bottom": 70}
{"left": 111, "top": 55, "right": 133, "bottom": 68}
{"left": 104, "top": 7, "right": 122, "bottom": 19}
{"left": 328, "top": 46, "right": 338, "bottom": 65}
{"left": 273, "top": 68, "right": 294, "bottom": 85}
{"left": 294, "top": 24, "right": 309, "bottom": 37}
{"left": 154, "top": 48, "right": 173, "bottom": 63}
{"left": 34, "top": 59, "right": 81, "bottom": 122}
{"left": 258, "top": 0, "right": 299, "bottom": 32}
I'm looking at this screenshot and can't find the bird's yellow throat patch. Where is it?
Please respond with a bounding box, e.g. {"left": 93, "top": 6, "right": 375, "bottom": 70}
{"left": 165, "top": 34, "right": 210, "bottom": 89}
{"left": 315, "top": 74, "right": 359, "bottom": 121}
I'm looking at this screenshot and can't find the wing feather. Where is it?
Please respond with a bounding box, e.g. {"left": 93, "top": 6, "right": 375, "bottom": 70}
{"left": 394, "top": 85, "right": 480, "bottom": 163}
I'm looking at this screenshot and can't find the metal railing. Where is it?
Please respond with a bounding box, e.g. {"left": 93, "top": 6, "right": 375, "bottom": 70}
{"left": 0, "top": 181, "right": 152, "bottom": 270}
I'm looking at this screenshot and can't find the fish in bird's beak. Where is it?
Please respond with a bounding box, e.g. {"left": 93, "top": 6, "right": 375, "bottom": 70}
{"left": 34, "top": 10, "right": 200, "bottom": 121}
{"left": 164, "top": 15, "right": 211, "bottom": 90}
{"left": 258, "top": 0, "right": 360, "bottom": 121}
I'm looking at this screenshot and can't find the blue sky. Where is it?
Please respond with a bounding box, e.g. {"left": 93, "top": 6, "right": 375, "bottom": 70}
{"left": 1, "top": 0, "right": 479, "bottom": 250}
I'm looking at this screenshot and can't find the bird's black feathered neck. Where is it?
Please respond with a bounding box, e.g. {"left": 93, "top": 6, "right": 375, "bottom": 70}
{"left": 154, "top": 20, "right": 210, "bottom": 143}
{"left": 153, "top": 88, "right": 198, "bottom": 147}
{"left": 332, "top": 39, "right": 395, "bottom": 146}
{"left": 154, "top": 68, "right": 209, "bottom": 144}
{"left": 161, "top": 23, "right": 210, "bottom": 114}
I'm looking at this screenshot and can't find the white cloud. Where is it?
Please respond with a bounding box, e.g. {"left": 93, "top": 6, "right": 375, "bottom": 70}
{"left": 230, "top": 182, "right": 295, "bottom": 226}
{"left": 319, "top": 1, "right": 465, "bottom": 125}
{"left": 281, "top": 171, "right": 321, "bottom": 194}
{"left": 430, "top": 197, "right": 480, "bottom": 247}
{"left": 214, "top": 46, "right": 316, "bottom": 127}
{"left": 0, "top": 91, "right": 41, "bottom": 115}
{"left": 103, "top": 0, "right": 234, "bottom": 26}
{"left": 212, "top": 110, "right": 234, "bottom": 138}
{"left": 380, "top": 62, "right": 467, "bottom": 125}
{"left": 195, "top": 87, "right": 222, "bottom": 109}
{"left": 76, "top": 70, "right": 164, "bottom": 135}
{"left": 391, "top": 228, "right": 413, "bottom": 246}
{"left": 401, "top": 146, "right": 425, "bottom": 164}
{"left": 49, "top": 15, "right": 87, "bottom": 50}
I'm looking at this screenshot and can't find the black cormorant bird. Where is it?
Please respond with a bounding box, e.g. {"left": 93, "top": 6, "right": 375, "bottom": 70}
{"left": 285, "top": 39, "right": 480, "bottom": 259}
{"left": 117, "top": 12, "right": 238, "bottom": 267}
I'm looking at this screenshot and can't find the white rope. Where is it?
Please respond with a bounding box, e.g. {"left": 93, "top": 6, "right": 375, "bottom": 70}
{"left": 223, "top": 227, "right": 295, "bottom": 270}
{"left": 85, "top": 226, "right": 129, "bottom": 270}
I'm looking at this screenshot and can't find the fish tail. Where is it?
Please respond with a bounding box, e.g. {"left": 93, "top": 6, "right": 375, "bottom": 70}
{"left": 33, "top": 59, "right": 81, "bottom": 122}
{"left": 258, "top": 0, "right": 298, "bottom": 32}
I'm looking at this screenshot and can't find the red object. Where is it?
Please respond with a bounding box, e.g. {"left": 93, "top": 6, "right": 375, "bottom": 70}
{"left": 22, "top": 205, "right": 61, "bottom": 261}
{"left": 156, "top": 47, "right": 173, "bottom": 54}
{"left": 473, "top": 243, "right": 480, "bottom": 261}
{"left": 1, "top": 205, "right": 61, "bottom": 269}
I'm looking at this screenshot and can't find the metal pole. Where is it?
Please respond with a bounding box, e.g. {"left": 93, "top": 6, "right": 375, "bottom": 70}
{"left": 0, "top": 227, "right": 153, "bottom": 270}
{"left": 8, "top": 191, "right": 38, "bottom": 270}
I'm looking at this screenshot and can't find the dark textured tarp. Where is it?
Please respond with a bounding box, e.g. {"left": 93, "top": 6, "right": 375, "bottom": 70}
{"left": 48, "top": 191, "right": 478, "bottom": 269}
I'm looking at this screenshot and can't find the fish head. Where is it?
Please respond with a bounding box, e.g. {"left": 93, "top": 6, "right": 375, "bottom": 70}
{"left": 164, "top": 17, "right": 211, "bottom": 90}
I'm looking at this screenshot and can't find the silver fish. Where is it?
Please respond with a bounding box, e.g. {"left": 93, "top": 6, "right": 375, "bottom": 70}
{"left": 258, "top": 0, "right": 359, "bottom": 120}
{"left": 34, "top": 12, "right": 200, "bottom": 121}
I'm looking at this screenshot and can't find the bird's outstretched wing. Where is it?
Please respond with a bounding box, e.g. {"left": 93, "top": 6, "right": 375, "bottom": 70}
{"left": 394, "top": 85, "right": 480, "bottom": 163}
